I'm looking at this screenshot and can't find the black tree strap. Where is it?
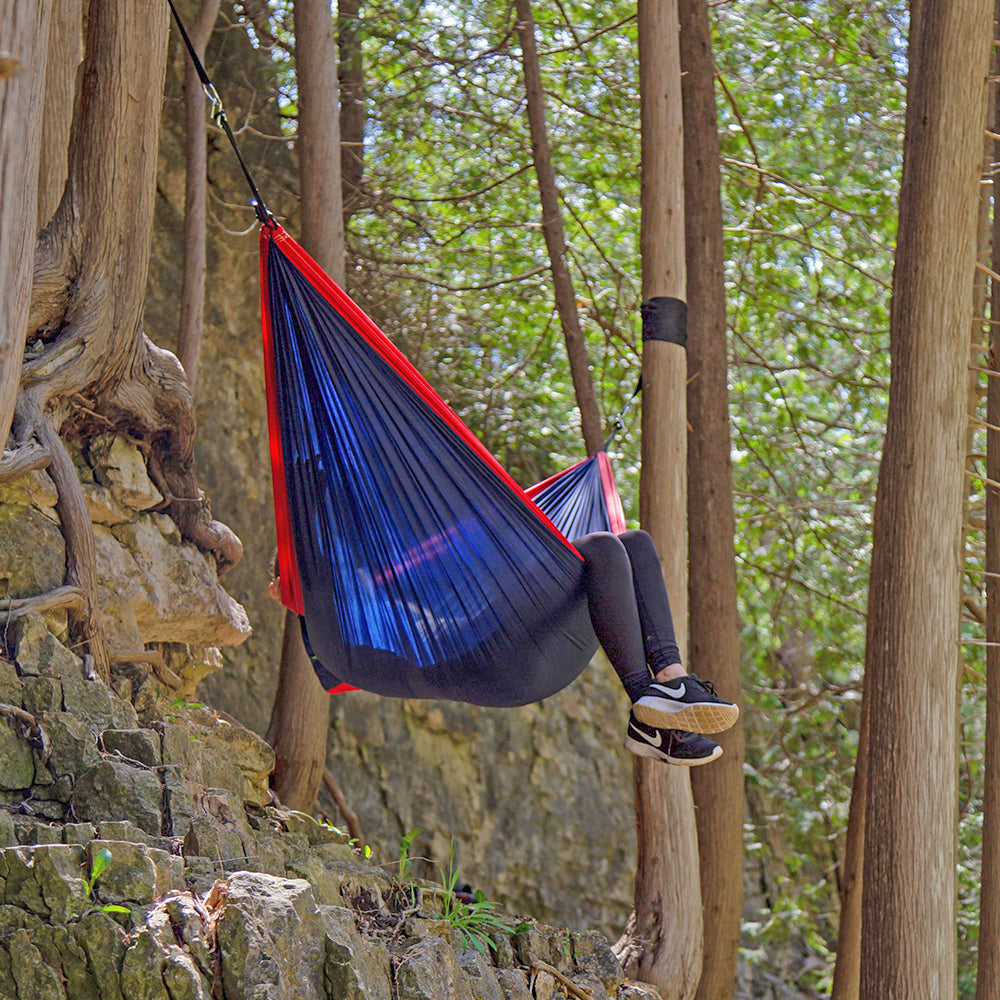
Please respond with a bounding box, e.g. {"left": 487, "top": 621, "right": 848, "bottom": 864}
{"left": 166, "top": 0, "right": 276, "bottom": 227}
{"left": 642, "top": 296, "right": 687, "bottom": 348}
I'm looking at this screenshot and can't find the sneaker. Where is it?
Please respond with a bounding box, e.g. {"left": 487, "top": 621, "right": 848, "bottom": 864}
{"left": 632, "top": 673, "right": 739, "bottom": 734}
{"left": 624, "top": 711, "right": 722, "bottom": 766}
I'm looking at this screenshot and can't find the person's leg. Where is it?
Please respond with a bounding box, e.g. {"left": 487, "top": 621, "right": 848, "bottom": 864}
{"left": 574, "top": 531, "right": 738, "bottom": 736}
{"left": 573, "top": 531, "right": 652, "bottom": 702}
{"left": 618, "top": 529, "right": 682, "bottom": 679}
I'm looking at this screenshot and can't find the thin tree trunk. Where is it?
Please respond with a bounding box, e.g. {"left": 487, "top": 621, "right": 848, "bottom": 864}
{"left": 678, "top": 2, "right": 744, "bottom": 997}
{"left": 615, "top": 0, "right": 702, "bottom": 995}
{"left": 266, "top": 0, "right": 344, "bottom": 813}
{"left": 338, "top": 0, "right": 364, "bottom": 227}
{"left": 37, "top": 0, "right": 81, "bottom": 230}
{"left": 976, "top": 11, "right": 1000, "bottom": 992}
{"left": 859, "top": 1, "right": 992, "bottom": 996}
{"left": 514, "top": 0, "right": 604, "bottom": 456}
{"left": 176, "top": 0, "right": 221, "bottom": 392}
{"left": 0, "top": 1, "right": 52, "bottom": 451}
{"left": 296, "top": 0, "right": 344, "bottom": 282}
{"left": 831, "top": 684, "right": 868, "bottom": 1000}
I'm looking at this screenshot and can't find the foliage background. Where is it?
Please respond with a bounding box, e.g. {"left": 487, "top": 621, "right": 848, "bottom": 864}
{"left": 171, "top": 0, "right": 989, "bottom": 994}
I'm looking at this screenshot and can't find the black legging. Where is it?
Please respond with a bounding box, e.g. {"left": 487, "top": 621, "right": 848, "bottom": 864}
{"left": 573, "top": 530, "right": 681, "bottom": 702}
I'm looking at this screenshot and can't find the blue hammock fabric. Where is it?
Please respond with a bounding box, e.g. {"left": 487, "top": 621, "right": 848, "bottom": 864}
{"left": 528, "top": 452, "right": 627, "bottom": 539}
{"left": 261, "top": 226, "right": 598, "bottom": 706}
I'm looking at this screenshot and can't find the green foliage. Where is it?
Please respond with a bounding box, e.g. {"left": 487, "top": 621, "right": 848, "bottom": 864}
{"left": 233, "top": 0, "right": 992, "bottom": 989}
{"left": 434, "top": 840, "right": 516, "bottom": 953}
{"left": 79, "top": 848, "right": 131, "bottom": 918}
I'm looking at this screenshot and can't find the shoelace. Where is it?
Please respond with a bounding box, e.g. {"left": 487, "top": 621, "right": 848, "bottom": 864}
{"left": 688, "top": 673, "right": 717, "bottom": 696}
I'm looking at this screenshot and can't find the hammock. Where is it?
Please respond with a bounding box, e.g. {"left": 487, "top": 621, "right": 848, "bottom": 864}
{"left": 261, "top": 225, "right": 605, "bottom": 706}
{"left": 528, "top": 451, "right": 626, "bottom": 539}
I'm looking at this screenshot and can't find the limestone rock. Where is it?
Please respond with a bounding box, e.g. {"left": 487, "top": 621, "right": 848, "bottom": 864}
{"left": 320, "top": 903, "right": 393, "bottom": 999}
{"left": 102, "top": 729, "right": 161, "bottom": 768}
{"left": 0, "top": 722, "right": 34, "bottom": 791}
{"left": 72, "top": 760, "right": 163, "bottom": 837}
{"left": 211, "top": 872, "right": 328, "bottom": 1000}
{"left": 95, "top": 520, "right": 251, "bottom": 648}
{"left": 61, "top": 677, "right": 115, "bottom": 730}
{"left": 74, "top": 910, "right": 128, "bottom": 999}
{"left": 82, "top": 482, "right": 133, "bottom": 526}
{"left": 569, "top": 930, "right": 625, "bottom": 991}
{"left": 3, "top": 925, "right": 66, "bottom": 999}
{"left": 83, "top": 841, "right": 184, "bottom": 908}
{"left": 0, "top": 468, "right": 58, "bottom": 509}
{"left": 10, "top": 614, "right": 83, "bottom": 679}
{"left": 0, "top": 844, "right": 87, "bottom": 923}
{"left": 394, "top": 936, "right": 474, "bottom": 1000}
{"left": 89, "top": 434, "right": 164, "bottom": 511}
{"left": 496, "top": 969, "right": 532, "bottom": 1000}
{"left": 456, "top": 946, "right": 505, "bottom": 1000}
{"left": 0, "top": 504, "right": 64, "bottom": 600}
{"left": 41, "top": 712, "right": 102, "bottom": 777}
{"left": 160, "top": 707, "right": 273, "bottom": 807}
{"left": 22, "top": 675, "right": 62, "bottom": 715}
{"left": 0, "top": 660, "right": 22, "bottom": 706}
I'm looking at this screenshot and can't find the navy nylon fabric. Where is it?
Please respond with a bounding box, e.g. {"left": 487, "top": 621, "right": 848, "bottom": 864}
{"left": 266, "top": 241, "right": 598, "bottom": 706}
{"left": 531, "top": 456, "right": 613, "bottom": 539}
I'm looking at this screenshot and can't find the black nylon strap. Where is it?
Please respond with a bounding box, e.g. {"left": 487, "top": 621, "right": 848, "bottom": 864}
{"left": 166, "top": 0, "right": 275, "bottom": 227}
{"left": 642, "top": 297, "right": 687, "bottom": 348}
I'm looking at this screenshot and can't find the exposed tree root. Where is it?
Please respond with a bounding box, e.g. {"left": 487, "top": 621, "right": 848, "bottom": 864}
{"left": 0, "top": 442, "right": 50, "bottom": 482}
{"left": 0, "top": 585, "right": 85, "bottom": 617}
{"left": 322, "top": 769, "right": 363, "bottom": 845}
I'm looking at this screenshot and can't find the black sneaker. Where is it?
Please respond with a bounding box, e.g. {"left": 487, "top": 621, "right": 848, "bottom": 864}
{"left": 624, "top": 711, "right": 722, "bottom": 766}
{"left": 632, "top": 673, "right": 739, "bottom": 734}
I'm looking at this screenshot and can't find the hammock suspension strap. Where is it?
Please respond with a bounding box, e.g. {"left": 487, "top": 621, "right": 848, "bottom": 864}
{"left": 166, "top": 0, "right": 276, "bottom": 228}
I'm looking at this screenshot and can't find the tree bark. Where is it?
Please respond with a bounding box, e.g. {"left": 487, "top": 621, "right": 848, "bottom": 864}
{"left": 859, "top": 2, "right": 992, "bottom": 996}
{"left": 37, "top": 0, "right": 81, "bottom": 230}
{"left": 266, "top": 0, "right": 344, "bottom": 813}
{"left": 514, "top": 0, "right": 604, "bottom": 456}
{"left": 831, "top": 683, "right": 868, "bottom": 1000}
{"left": 16, "top": 0, "right": 242, "bottom": 673}
{"left": 176, "top": 0, "right": 221, "bottom": 392}
{"left": 0, "top": 1, "right": 52, "bottom": 451}
{"left": 615, "top": 1, "right": 702, "bottom": 995}
{"left": 678, "top": 2, "right": 744, "bottom": 998}
{"left": 976, "top": 10, "right": 1000, "bottom": 993}
{"left": 338, "top": 0, "right": 364, "bottom": 226}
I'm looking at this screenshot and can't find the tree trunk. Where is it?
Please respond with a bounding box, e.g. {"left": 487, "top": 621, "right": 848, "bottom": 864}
{"left": 514, "top": 0, "right": 604, "bottom": 456}
{"left": 176, "top": 0, "right": 221, "bottom": 392}
{"left": 16, "top": 0, "right": 241, "bottom": 676}
{"left": 976, "top": 12, "right": 1000, "bottom": 993}
{"left": 615, "top": 0, "right": 702, "bottom": 995}
{"left": 831, "top": 683, "right": 868, "bottom": 1000}
{"left": 37, "top": 0, "right": 81, "bottom": 230}
{"left": 338, "top": 0, "right": 364, "bottom": 226}
{"left": 0, "top": 1, "right": 52, "bottom": 452}
{"left": 266, "top": 0, "right": 344, "bottom": 813}
{"left": 678, "top": 2, "right": 744, "bottom": 997}
{"left": 859, "top": 2, "right": 992, "bottom": 996}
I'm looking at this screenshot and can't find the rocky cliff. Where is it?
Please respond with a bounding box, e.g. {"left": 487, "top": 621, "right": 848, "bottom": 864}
{"left": 0, "top": 610, "right": 661, "bottom": 1000}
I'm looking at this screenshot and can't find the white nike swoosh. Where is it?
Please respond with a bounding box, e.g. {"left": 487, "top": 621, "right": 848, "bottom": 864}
{"left": 632, "top": 724, "right": 662, "bottom": 748}
{"left": 663, "top": 683, "right": 686, "bottom": 700}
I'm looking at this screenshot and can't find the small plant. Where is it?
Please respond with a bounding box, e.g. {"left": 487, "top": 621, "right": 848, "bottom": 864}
{"left": 398, "top": 828, "right": 421, "bottom": 881}
{"left": 435, "top": 840, "right": 516, "bottom": 954}
{"left": 81, "top": 848, "right": 130, "bottom": 917}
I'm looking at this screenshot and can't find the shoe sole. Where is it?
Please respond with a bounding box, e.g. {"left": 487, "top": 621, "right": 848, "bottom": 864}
{"left": 631, "top": 697, "right": 739, "bottom": 734}
{"left": 624, "top": 735, "right": 723, "bottom": 767}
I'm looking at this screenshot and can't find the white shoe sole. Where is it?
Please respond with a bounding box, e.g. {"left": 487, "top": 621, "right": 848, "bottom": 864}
{"left": 631, "top": 696, "right": 739, "bottom": 734}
